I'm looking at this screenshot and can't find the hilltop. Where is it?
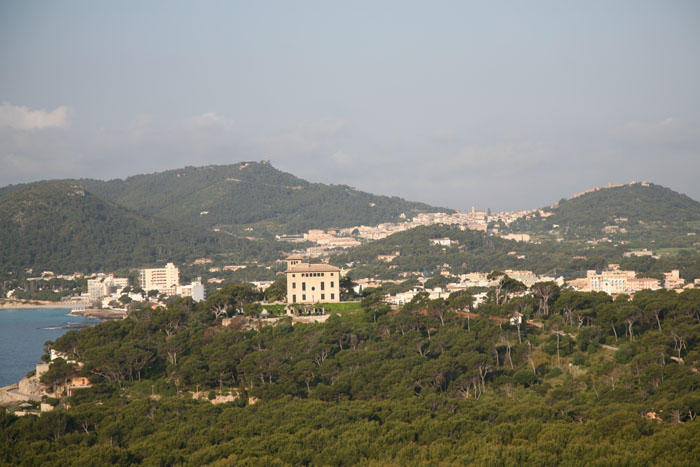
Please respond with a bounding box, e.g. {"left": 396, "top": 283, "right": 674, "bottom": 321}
{"left": 0, "top": 162, "right": 449, "bottom": 235}
{"left": 510, "top": 182, "right": 700, "bottom": 234}
{"left": 0, "top": 182, "right": 287, "bottom": 274}
{"left": 71, "top": 161, "right": 450, "bottom": 234}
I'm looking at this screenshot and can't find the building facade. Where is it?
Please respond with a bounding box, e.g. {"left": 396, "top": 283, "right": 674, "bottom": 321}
{"left": 87, "top": 275, "right": 129, "bottom": 303}
{"left": 583, "top": 265, "right": 662, "bottom": 294}
{"left": 587, "top": 269, "right": 629, "bottom": 294}
{"left": 176, "top": 278, "right": 206, "bottom": 302}
{"left": 139, "top": 262, "right": 180, "bottom": 295}
{"left": 285, "top": 257, "right": 341, "bottom": 304}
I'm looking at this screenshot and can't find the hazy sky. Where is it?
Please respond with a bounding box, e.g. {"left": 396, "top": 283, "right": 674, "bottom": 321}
{"left": 1, "top": 1, "right": 699, "bottom": 211}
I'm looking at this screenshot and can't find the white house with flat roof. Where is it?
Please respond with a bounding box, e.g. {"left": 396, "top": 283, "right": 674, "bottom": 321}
{"left": 139, "top": 262, "right": 180, "bottom": 295}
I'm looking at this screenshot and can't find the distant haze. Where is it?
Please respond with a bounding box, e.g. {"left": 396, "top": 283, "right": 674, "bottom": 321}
{"left": 1, "top": 1, "right": 699, "bottom": 211}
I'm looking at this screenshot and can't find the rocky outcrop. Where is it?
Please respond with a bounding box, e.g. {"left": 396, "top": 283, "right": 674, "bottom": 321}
{"left": 0, "top": 384, "right": 41, "bottom": 405}
{"left": 18, "top": 375, "right": 42, "bottom": 396}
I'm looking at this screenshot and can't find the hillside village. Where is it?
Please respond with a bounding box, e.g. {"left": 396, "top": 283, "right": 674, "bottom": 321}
{"left": 3, "top": 181, "right": 698, "bottom": 319}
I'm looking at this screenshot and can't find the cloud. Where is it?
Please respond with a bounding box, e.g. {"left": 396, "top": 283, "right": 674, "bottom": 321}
{"left": 0, "top": 102, "right": 73, "bottom": 130}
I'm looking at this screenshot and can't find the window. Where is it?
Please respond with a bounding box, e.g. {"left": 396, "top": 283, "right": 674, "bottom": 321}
{"left": 302, "top": 282, "right": 306, "bottom": 291}
{"left": 331, "top": 293, "right": 335, "bottom": 300}
{"left": 321, "top": 282, "right": 325, "bottom": 290}
{"left": 292, "top": 294, "right": 296, "bottom": 303}
{"left": 321, "top": 294, "right": 325, "bottom": 300}
{"left": 302, "top": 294, "right": 306, "bottom": 301}
{"left": 330, "top": 281, "right": 334, "bottom": 288}
{"left": 292, "top": 282, "right": 296, "bottom": 289}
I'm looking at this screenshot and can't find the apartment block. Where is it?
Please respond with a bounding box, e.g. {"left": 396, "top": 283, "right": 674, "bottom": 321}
{"left": 139, "top": 262, "right": 180, "bottom": 295}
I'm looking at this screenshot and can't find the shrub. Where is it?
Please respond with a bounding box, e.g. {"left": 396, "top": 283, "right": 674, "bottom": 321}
{"left": 572, "top": 352, "right": 587, "bottom": 366}
{"left": 614, "top": 344, "right": 635, "bottom": 364}
{"left": 513, "top": 370, "right": 537, "bottom": 387}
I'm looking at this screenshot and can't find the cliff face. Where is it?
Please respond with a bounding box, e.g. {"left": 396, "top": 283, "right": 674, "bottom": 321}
{"left": 0, "top": 381, "right": 41, "bottom": 405}
{"left": 18, "top": 375, "right": 42, "bottom": 396}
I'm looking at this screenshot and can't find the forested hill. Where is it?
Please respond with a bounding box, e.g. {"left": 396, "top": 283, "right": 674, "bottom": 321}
{"left": 0, "top": 182, "right": 284, "bottom": 274}
{"left": 3, "top": 284, "right": 699, "bottom": 464}
{"left": 70, "top": 161, "right": 450, "bottom": 234}
{"left": 330, "top": 225, "right": 571, "bottom": 279}
{"left": 511, "top": 182, "right": 700, "bottom": 234}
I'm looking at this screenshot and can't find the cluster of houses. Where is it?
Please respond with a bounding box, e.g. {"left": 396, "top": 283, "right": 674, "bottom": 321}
{"left": 282, "top": 252, "right": 697, "bottom": 310}
{"left": 275, "top": 205, "right": 541, "bottom": 258}
{"left": 0, "top": 349, "right": 90, "bottom": 416}
{"left": 83, "top": 263, "right": 205, "bottom": 309}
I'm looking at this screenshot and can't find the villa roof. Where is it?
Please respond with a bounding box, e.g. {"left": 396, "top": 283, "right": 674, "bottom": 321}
{"left": 286, "top": 263, "right": 340, "bottom": 273}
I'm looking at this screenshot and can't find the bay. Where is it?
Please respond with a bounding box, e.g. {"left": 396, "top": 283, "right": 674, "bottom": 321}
{"left": 0, "top": 308, "right": 99, "bottom": 387}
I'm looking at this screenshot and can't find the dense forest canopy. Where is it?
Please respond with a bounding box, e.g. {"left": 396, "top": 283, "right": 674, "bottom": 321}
{"left": 0, "top": 162, "right": 451, "bottom": 234}
{"left": 2, "top": 284, "right": 699, "bottom": 464}
{"left": 0, "top": 182, "right": 291, "bottom": 274}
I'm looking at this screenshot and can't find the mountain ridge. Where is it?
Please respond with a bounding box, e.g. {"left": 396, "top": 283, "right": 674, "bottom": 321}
{"left": 0, "top": 181, "right": 287, "bottom": 274}
{"left": 0, "top": 161, "right": 452, "bottom": 234}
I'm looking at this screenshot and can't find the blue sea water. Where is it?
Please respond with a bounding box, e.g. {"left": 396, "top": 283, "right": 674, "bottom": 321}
{"left": 0, "top": 308, "right": 100, "bottom": 387}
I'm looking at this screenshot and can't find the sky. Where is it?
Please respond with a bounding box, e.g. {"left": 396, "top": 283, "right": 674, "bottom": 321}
{"left": 1, "top": 1, "right": 699, "bottom": 211}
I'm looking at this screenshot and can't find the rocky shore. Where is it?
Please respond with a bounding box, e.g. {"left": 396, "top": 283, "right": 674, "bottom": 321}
{"left": 68, "top": 308, "right": 127, "bottom": 320}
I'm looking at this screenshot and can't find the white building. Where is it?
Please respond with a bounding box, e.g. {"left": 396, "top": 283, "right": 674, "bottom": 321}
{"left": 429, "top": 237, "right": 457, "bottom": 247}
{"left": 176, "top": 278, "right": 206, "bottom": 302}
{"left": 87, "top": 275, "right": 129, "bottom": 303}
{"left": 139, "top": 263, "right": 180, "bottom": 295}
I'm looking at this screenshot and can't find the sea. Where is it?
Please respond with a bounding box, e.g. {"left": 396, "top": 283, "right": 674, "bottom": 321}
{"left": 0, "top": 308, "right": 100, "bottom": 387}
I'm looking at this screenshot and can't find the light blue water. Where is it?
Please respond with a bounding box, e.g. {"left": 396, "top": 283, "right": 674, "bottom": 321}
{"left": 0, "top": 308, "right": 100, "bottom": 386}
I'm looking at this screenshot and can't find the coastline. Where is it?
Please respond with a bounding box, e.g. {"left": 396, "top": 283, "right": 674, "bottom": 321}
{"left": 68, "top": 308, "right": 127, "bottom": 320}
{"left": 0, "top": 301, "right": 78, "bottom": 309}
{"left": 0, "top": 300, "right": 126, "bottom": 319}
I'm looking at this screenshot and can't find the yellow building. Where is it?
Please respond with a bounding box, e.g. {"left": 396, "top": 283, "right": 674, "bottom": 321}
{"left": 285, "top": 256, "right": 341, "bottom": 304}
{"left": 587, "top": 269, "right": 629, "bottom": 294}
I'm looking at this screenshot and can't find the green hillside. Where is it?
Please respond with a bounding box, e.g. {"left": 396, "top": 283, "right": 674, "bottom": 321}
{"left": 512, "top": 182, "right": 700, "bottom": 234}
{"left": 0, "top": 182, "right": 286, "bottom": 274}
{"left": 3, "top": 284, "right": 699, "bottom": 464}
{"left": 330, "top": 225, "right": 579, "bottom": 278}
{"left": 331, "top": 223, "right": 700, "bottom": 282}
{"left": 75, "top": 161, "right": 449, "bottom": 234}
